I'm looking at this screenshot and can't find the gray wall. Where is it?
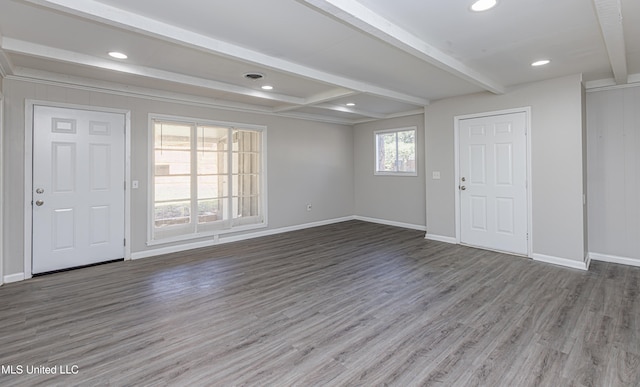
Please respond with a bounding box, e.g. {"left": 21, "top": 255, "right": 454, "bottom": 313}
{"left": 425, "top": 74, "right": 587, "bottom": 263}
{"left": 353, "top": 114, "right": 426, "bottom": 228}
{"left": 587, "top": 84, "right": 640, "bottom": 263}
{"left": 1, "top": 73, "right": 597, "bottom": 277}
{"left": 2, "top": 78, "right": 355, "bottom": 276}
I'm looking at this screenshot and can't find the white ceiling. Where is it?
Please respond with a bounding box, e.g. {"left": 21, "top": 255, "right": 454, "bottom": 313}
{"left": 0, "top": 0, "right": 637, "bottom": 124}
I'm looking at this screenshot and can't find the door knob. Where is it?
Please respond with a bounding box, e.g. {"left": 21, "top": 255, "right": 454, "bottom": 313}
{"left": 461, "top": 177, "right": 466, "bottom": 182}
{"left": 36, "top": 188, "right": 44, "bottom": 194}
{"left": 35, "top": 200, "right": 44, "bottom": 206}
{"left": 459, "top": 186, "right": 466, "bottom": 191}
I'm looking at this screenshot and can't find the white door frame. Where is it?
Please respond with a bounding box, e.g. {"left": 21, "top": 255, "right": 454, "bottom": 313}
{"left": 454, "top": 107, "right": 533, "bottom": 257}
{"left": 24, "top": 100, "right": 131, "bottom": 278}
{"left": 0, "top": 92, "right": 4, "bottom": 285}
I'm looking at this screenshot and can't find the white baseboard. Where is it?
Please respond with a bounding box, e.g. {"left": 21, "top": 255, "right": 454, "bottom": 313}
{"left": 584, "top": 253, "right": 592, "bottom": 270}
{"left": 532, "top": 253, "right": 589, "bottom": 271}
{"left": 424, "top": 233, "right": 457, "bottom": 244}
{"left": 132, "top": 238, "right": 219, "bottom": 260}
{"left": 4, "top": 272, "right": 25, "bottom": 283}
{"left": 131, "top": 216, "right": 356, "bottom": 260}
{"left": 589, "top": 252, "right": 640, "bottom": 267}
{"left": 219, "top": 216, "right": 356, "bottom": 243}
{"left": 353, "top": 216, "right": 426, "bottom": 231}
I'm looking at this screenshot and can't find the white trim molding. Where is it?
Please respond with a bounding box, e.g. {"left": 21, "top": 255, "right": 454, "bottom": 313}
{"left": 532, "top": 253, "right": 590, "bottom": 271}
{"left": 353, "top": 216, "right": 426, "bottom": 231}
{"left": 590, "top": 252, "right": 640, "bottom": 268}
{"left": 424, "top": 233, "right": 457, "bottom": 244}
{"left": 132, "top": 216, "right": 356, "bottom": 260}
{"left": 0, "top": 92, "right": 4, "bottom": 285}
{"left": 4, "top": 273, "right": 25, "bottom": 284}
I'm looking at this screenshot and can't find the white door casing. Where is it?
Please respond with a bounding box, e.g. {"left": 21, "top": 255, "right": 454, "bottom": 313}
{"left": 0, "top": 92, "right": 4, "bottom": 284}
{"left": 32, "top": 105, "right": 125, "bottom": 274}
{"left": 457, "top": 110, "right": 529, "bottom": 256}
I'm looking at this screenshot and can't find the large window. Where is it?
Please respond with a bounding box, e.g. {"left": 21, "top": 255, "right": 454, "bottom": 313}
{"left": 374, "top": 127, "right": 417, "bottom": 176}
{"left": 150, "top": 115, "right": 265, "bottom": 243}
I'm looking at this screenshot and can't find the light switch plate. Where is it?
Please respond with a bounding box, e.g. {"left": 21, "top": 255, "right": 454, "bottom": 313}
{"left": 432, "top": 171, "right": 441, "bottom": 180}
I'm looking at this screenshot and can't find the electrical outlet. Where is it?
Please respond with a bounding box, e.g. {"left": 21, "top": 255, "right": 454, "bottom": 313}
{"left": 306, "top": 203, "right": 312, "bottom": 211}
{"left": 432, "top": 171, "right": 441, "bottom": 180}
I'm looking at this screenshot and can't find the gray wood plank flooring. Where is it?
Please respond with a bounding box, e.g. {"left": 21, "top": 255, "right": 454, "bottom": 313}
{"left": 1, "top": 220, "right": 639, "bottom": 386}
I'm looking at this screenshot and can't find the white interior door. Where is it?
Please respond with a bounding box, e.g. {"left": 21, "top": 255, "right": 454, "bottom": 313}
{"left": 32, "top": 105, "right": 125, "bottom": 274}
{"left": 459, "top": 112, "right": 528, "bottom": 255}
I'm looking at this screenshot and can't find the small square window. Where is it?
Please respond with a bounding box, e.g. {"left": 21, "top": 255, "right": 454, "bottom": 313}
{"left": 374, "top": 127, "right": 417, "bottom": 176}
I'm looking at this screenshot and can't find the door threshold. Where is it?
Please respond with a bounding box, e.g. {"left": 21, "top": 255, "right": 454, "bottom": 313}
{"left": 459, "top": 243, "right": 528, "bottom": 258}
{"left": 32, "top": 258, "right": 124, "bottom": 277}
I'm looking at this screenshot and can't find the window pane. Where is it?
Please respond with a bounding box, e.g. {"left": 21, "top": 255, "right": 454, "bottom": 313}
{"left": 397, "top": 130, "right": 416, "bottom": 172}
{"left": 232, "top": 174, "right": 259, "bottom": 196}
{"left": 233, "top": 196, "right": 259, "bottom": 218}
{"left": 198, "top": 175, "right": 228, "bottom": 200}
{"left": 155, "top": 200, "right": 190, "bottom": 228}
{"left": 198, "top": 151, "right": 227, "bottom": 175}
{"left": 197, "top": 126, "right": 228, "bottom": 175}
{"left": 197, "top": 126, "right": 228, "bottom": 151}
{"left": 233, "top": 130, "right": 260, "bottom": 152}
{"left": 232, "top": 152, "right": 260, "bottom": 174}
{"left": 198, "top": 199, "right": 225, "bottom": 223}
{"left": 155, "top": 122, "right": 191, "bottom": 150}
{"left": 377, "top": 132, "right": 397, "bottom": 172}
{"left": 155, "top": 175, "right": 190, "bottom": 202}
{"left": 155, "top": 150, "right": 190, "bottom": 175}
{"left": 153, "top": 121, "right": 193, "bottom": 231}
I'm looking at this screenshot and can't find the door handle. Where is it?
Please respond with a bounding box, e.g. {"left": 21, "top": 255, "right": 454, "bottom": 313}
{"left": 35, "top": 200, "right": 44, "bottom": 206}
{"left": 459, "top": 185, "right": 466, "bottom": 191}
{"left": 36, "top": 188, "right": 44, "bottom": 194}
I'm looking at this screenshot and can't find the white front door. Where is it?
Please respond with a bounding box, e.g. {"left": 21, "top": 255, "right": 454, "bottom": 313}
{"left": 458, "top": 111, "right": 528, "bottom": 255}
{"left": 32, "top": 105, "right": 125, "bottom": 274}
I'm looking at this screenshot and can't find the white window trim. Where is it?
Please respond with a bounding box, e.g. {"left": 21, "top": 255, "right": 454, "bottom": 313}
{"left": 374, "top": 126, "right": 418, "bottom": 176}
{"left": 147, "top": 113, "right": 267, "bottom": 245}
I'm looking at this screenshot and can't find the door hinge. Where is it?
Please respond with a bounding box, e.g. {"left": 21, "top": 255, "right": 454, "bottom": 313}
{"left": 124, "top": 238, "right": 126, "bottom": 246}
{"left": 124, "top": 181, "right": 126, "bottom": 190}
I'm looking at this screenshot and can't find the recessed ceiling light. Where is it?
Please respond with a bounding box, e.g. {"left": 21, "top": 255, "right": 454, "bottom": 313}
{"left": 108, "top": 51, "right": 127, "bottom": 59}
{"left": 471, "top": 0, "right": 497, "bottom": 12}
{"left": 531, "top": 59, "right": 551, "bottom": 67}
{"left": 346, "top": 102, "right": 356, "bottom": 107}
{"left": 261, "top": 85, "right": 273, "bottom": 90}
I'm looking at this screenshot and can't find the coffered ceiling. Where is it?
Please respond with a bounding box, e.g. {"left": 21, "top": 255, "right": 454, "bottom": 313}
{"left": 0, "top": 0, "right": 637, "bottom": 124}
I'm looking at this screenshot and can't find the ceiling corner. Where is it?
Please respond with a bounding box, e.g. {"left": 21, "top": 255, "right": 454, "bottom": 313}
{"left": 0, "top": 37, "right": 14, "bottom": 77}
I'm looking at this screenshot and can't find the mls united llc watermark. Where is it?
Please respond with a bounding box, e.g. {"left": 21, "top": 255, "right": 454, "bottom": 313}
{"left": 2, "top": 364, "right": 79, "bottom": 375}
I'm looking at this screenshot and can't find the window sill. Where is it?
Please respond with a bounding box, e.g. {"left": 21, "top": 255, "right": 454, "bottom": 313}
{"left": 374, "top": 171, "right": 418, "bottom": 177}
{"left": 146, "top": 221, "right": 267, "bottom": 247}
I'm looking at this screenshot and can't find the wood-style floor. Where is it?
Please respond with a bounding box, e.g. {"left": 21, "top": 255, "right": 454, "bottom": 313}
{"left": 1, "top": 220, "right": 639, "bottom": 386}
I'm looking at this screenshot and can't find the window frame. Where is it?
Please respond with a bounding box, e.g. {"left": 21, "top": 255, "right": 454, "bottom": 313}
{"left": 374, "top": 126, "right": 418, "bottom": 176}
{"left": 147, "top": 113, "right": 267, "bottom": 245}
